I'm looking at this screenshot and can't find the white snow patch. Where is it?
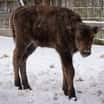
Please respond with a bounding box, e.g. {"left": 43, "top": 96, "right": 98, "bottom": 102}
{"left": 0, "top": 36, "right": 104, "bottom": 104}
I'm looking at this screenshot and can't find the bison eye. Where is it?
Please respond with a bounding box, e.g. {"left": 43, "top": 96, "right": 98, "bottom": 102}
{"left": 92, "top": 26, "right": 98, "bottom": 34}
{"left": 91, "top": 35, "right": 94, "bottom": 39}
{"left": 90, "top": 34, "right": 94, "bottom": 40}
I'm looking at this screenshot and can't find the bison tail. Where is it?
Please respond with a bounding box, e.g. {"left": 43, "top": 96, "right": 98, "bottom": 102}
{"left": 10, "top": 13, "right": 16, "bottom": 41}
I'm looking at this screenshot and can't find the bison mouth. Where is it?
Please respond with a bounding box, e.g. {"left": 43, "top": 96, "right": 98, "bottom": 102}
{"left": 80, "top": 49, "right": 91, "bottom": 57}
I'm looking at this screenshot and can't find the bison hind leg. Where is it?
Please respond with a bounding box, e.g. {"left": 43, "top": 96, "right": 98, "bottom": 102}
{"left": 13, "top": 48, "right": 22, "bottom": 89}
{"left": 19, "top": 42, "right": 37, "bottom": 90}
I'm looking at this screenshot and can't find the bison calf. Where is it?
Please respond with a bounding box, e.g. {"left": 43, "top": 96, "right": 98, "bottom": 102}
{"left": 10, "top": 5, "right": 98, "bottom": 100}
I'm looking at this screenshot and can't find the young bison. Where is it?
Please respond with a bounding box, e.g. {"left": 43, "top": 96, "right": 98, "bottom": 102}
{"left": 10, "top": 5, "right": 98, "bottom": 100}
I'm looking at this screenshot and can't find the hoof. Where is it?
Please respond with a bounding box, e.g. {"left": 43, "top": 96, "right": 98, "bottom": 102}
{"left": 63, "top": 89, "right": 68, "bottom": 96}
{"left": 63, "top": 85, "right": 68, "bottom": 96}
{"left": 63, "top": 88, "right": 77, "bottom": 101}
{"left": 24, "top": 85, "right": 32, "bottom": 90}
{"left": 68, "top": 90, "right": 77, "bottom": 101}
{"left": 68, "top": 96, "right": 77, "bottom": 101}
{"left": 15, "top": 82, "right": 22, "bottom": 89}
{"left": 18, "top": 85, "right": 22, "bottom": 90}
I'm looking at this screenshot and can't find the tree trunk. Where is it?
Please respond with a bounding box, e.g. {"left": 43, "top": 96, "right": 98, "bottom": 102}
{"left": 34, "top": 0, "right": 42, "bottom": 5}
{"left": 17, "top": 0, "right": 64, "bottom": 6}
{"left": 68, "top": 0, "right": 73, "bottom": 9}
{"left": 43, "top": 0, "right": 50, "bottom": 5}
{"left": 57, "top": 0, "right": 62, "bottom": 6}
{"left": 17, "top": 0, "right": 27, "bottom": 6}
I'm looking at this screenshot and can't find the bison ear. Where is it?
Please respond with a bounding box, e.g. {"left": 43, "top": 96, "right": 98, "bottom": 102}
{"left": 92, "top": 26, "right": 98, "bottom": 34}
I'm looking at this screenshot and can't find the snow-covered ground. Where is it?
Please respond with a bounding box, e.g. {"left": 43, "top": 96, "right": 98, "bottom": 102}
{"left": 0, "top": 36, "right": 104, "bottom": 104}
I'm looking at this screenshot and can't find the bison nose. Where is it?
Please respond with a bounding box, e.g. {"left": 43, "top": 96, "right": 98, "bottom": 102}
{"left": 83, "top": 49, "right": 90, "bottom": 54}
{"left": 82, "top": 49, "right": 91, "bottom": 57}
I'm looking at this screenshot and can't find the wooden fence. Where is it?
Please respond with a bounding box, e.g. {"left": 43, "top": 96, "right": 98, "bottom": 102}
{"left": 0, "top": 0, "right": 104, "bottom": 38}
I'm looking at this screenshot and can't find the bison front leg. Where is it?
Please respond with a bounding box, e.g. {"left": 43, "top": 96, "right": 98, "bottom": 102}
{"left": 62, "top": 65, "right": 76, "bottom": 99}
{"left": 13, "top": 48, "right": 22, "bottom": 89}
{"left": 19, "top": 60, "right": 31, "bottom": 90}
{"left": 60, "top": 52, "right": 76, "bottom": 100}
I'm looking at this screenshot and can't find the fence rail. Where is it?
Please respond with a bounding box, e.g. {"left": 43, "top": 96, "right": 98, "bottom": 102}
{"left": 72, "top": 6, "right": 104, "bottom": 20}
{"left": 0, "top": 0, "right": 104, "bottom": 38}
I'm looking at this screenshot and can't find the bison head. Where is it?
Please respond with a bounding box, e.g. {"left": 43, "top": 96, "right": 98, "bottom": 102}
{"left": 75, "top": 23, "right": 98, "bottom": 57}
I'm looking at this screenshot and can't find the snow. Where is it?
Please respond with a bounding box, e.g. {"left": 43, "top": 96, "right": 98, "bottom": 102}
{"left": 0, "top": 36, "right": 104, "bottom": 104}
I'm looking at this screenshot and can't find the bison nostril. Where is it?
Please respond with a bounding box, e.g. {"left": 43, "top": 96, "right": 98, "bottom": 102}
{"left": 83, "top": 49, "right": 91, "bottom": 55}
{"left": 81, "top": 49, "right": 91, "bottom": 57}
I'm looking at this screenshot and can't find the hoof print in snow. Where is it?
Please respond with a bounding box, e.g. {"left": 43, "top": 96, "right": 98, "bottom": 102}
{"left": 100, "top": 54, "right": 104, "bottom": 58}
{"left": 0, "top": 54, "right": 9, "bottom": 59}
{"left": 53, "top": 96, "right": 58, "bottom": 101}
{"left": 53, "top": 93, "right": 58, "bottom": 101}
{"left": 77, "top": 90, "right": 82, "bottom": 94}
{"left": 50, "top": 65, "right": 55, "bottom": 69}
{"left": 76, "top": 78, "right": 84, "bottom": 82}
{"left": 97, "top": 90, "right": 103, "bottom": 96}
{"left": 102, "top": 99, "right": 104, "bottom": 103}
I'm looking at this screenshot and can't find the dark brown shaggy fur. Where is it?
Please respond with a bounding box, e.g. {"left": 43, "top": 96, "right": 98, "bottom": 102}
{"left": 10, "top": 5, "right": 98, "bottom": 100}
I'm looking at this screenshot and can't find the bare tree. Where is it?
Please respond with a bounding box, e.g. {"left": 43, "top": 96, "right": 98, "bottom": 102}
{"left": 56, "top": 0, "right": 62, "bottom": 6}
{"left": 68, "top": 0, "right": 73, "bottom": 9}
{"left": 34, "top": 0, "right": 43, "bottom": 5}
{"left": 17, "top": 0, "right": 63, "bottom": 6}
{"left": 17, "top": 0, "right": 49, "bottom": 5}
{"left": 17, "top": 0, "right": 26, "bottom": 6}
